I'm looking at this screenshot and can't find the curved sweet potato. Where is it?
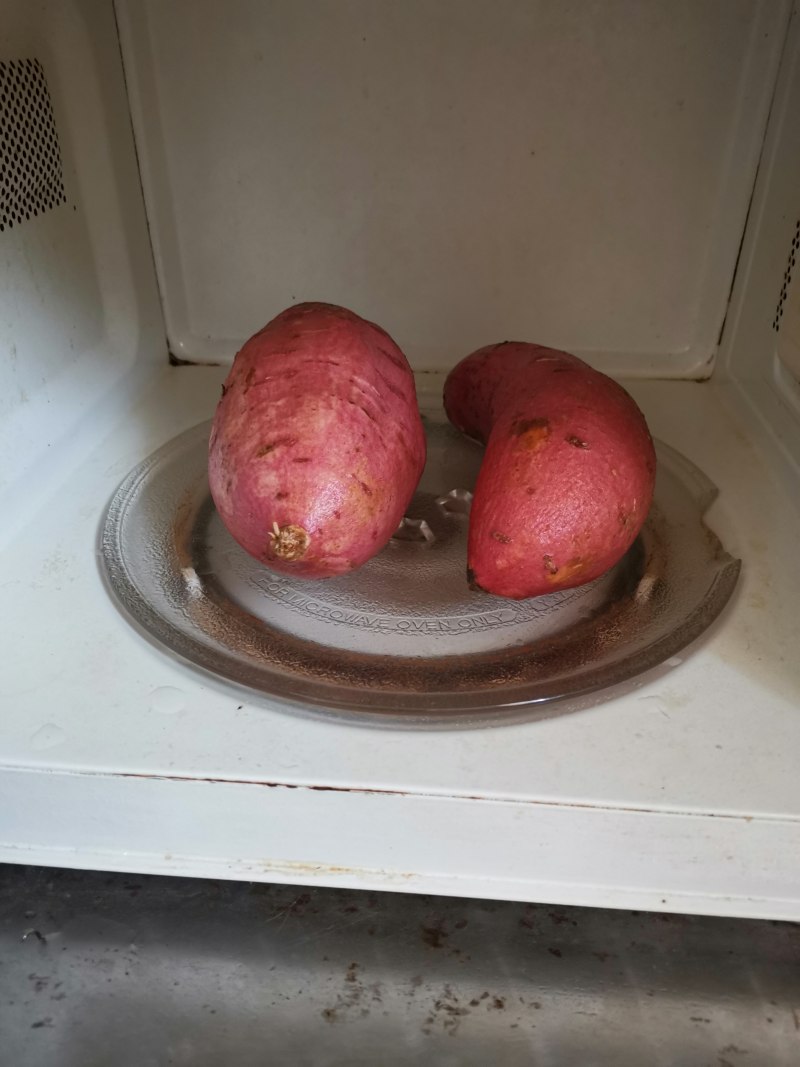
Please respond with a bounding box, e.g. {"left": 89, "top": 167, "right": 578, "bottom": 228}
{"left": 444, "top": 342, "right": 656, "bottom": 599}
{"left": 209, "top": 302, "right": 426, "bottom": 578}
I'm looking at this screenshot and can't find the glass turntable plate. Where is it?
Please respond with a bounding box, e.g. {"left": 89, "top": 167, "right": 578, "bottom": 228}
{"left": 100, "top": 418, "right": 740, "bottom": 723}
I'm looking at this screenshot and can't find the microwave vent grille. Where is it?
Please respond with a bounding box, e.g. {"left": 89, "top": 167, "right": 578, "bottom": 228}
{"left": 0, "top": 57, "right": 67, "bottom": 233}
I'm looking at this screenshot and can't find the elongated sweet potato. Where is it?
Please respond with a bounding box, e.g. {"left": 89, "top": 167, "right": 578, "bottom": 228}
{"left": 209, "top": 302, "right": 426, "bottom": 578}
{"left": 444, "top": 342, "right": 656, "bottom": 599}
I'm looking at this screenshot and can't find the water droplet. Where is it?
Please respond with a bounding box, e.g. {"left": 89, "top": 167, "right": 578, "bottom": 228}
{"left": 149, "top": 687, "right": 186, "bottom": 715}
{"left": 30, "top": 724, "right": 65, "bottom": 750}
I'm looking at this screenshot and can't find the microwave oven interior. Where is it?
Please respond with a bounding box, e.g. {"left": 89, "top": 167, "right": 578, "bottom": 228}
{"left": 1, "top": 0, "right": 800, "bottom": 920}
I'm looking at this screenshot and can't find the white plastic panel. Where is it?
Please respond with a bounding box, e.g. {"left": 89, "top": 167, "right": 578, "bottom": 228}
{"left": 718, "top": 4, "right": 800, "bottom": 486}
{"left": 117, "top": 0, "right": 787, "bottom": 376}
{"left": 0, "top": 0, "right": 165, "bottom": 546}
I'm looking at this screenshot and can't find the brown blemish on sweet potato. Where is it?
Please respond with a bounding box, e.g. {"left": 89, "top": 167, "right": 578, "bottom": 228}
{"left": 546, "top": 557, "right": 588, "bottom": 584}
{"left": 275, "top": 491, "right": 288, "bottom": 500}
{"left": 356, "top": 479, "right": 373, "bottom": 497}
{"left": 526, "top": 486, "right": 536, "bottom": 495}
{"left": 267, "top": 522, "right": 309, "bottom": 562}
{"left": 492, "top": 531, "right": 512, "bottom": 544}
{"left": 293, "top": 457, "right": 311, "bottom": 464}
{"left": 255, "top": 436, "right": 298, "bottom": 457}
{"left": 512, "top": 417, "right": 551, "bottom": 451}
{"left": 618, "top": 509, "right": 632, "bottom": 528}
{"left": 466, "top": 567, "right": 487, "bottom": 593}
{"left": 566, "top": 435, "right": 588, "bottom": 449}
{"left": 543, "top": 554, "right": 558, "bottom": 575}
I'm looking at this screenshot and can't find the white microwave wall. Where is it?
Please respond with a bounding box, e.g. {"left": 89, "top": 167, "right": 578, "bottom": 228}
{"left": 117, "top": 0, "right": 785, "bottom": 378}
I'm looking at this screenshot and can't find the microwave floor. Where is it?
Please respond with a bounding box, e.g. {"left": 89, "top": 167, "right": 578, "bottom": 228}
{"left": 0, "top": 865, "right": 798, "bottom": 1067}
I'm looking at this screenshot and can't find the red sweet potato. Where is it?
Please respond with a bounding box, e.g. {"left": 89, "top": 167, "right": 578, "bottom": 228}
{"left": 444, "top": 342, "right": 656, "bottom": 599}
{"left": 209, "top": 302, "right": 426, "bottom": 578}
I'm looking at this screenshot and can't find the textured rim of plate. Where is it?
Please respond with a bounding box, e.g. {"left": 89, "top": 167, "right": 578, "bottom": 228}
{"left": 98, "top": 424, "right": 741, "bottom": 726}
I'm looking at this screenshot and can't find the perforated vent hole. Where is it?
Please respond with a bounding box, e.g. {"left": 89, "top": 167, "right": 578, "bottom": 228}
{"left": 0, "top": 57, "right": 67, "bottom": 232}
{"left": 773, "top": 218, "right": 800, "bottom": 333}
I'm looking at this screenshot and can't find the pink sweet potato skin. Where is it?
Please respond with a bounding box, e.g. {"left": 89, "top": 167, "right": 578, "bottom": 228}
{"left": 444, "top": 342, "right": 656, "bottom": 599}
{"left": 209, "top": 302, "right": 426, "bottom": 578}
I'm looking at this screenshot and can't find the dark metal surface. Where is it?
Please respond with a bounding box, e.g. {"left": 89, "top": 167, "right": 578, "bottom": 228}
{"left": 0, "top": 864, "right": 797, "bottom": 1066}
{"left": 99, "top": 419, "right": 740, "bottom": 722}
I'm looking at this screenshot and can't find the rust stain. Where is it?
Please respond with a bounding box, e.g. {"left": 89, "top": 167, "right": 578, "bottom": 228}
{"left": 261, "top": 859, "right": 417, "bottom": 882}
{"left": 109, "top": 771, "right": 766, "bottom": 823}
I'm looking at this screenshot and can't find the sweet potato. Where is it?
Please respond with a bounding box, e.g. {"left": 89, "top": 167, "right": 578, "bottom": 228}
{"left": 444, "top": 342, "right": 656, "bottom": 599}
{"left": 209, "top": 302, "right": 426, "bottom": 578}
